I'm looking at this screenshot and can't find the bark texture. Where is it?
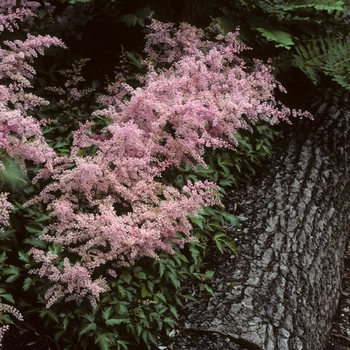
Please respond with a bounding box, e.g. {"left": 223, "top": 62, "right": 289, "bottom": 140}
{"left": 184, "top": 88, "right": 350, "bottom": 349}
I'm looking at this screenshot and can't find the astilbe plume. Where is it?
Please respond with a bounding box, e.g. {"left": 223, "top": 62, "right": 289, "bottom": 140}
{"left": 46, "top": 58, "right": 95, "bottom": 108}
{"left": 0, "top": 325, "right": 9, "bottom": 348}
{"left": 0, "top": 193, "right": 22, "bottom": 349}
{"left": 100, "top": 20, "right": 312, "bottom": 168}
{"left": 0, "top": 303, "right": 23, "bottom": 348}
{"left": 0, "top": 1, "right": 39, "bottom": 33}
{"left": 0, "top": 1, "right": 66, "bottom": 171}
{"left": 28, "top": 21, "right": 311, "bottom": 308}
{"left": 0, "top": 192, "right": 13, "bottom": 232}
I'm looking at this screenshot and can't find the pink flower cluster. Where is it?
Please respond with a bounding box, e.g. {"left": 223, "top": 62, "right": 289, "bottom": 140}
{"left": 0, "top": 1, "right": 39, "bottom": 33}
{"left": 0, "top": 325, "right": 9, "bottom": 348}
{"left": 26, "top": 21, "right": 311, "bottom": 307}
{"left": 29, "top": 252, "right": 110, "bottom": 308}
{"left": 0, "top": 2, "right": 66, "bottom": 171}
{"left": 0, "top": 193, "right": 13, "bottom": 231}
{"left": 46, "top": 58, "right": 95, "bottom": 108}
{"left": 0, "top": 303, "right": 23, "bottom": 348}
{"left": 0, "top": 303, "right": 23, "bottom": 321}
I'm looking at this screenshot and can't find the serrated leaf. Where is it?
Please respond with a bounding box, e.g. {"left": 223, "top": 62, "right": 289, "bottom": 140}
{"left": 255, "top": 26, "right": 294, "bottom": 49}
{"left": 0, "top": 288, "right": 14, "bottom": 304}
{"left": 165, "top": 272, "right": 181, "bottom": 290}
{"left": 146, "top": 280, "right": 154, "bottom": 292}
{"left": 169, "top": 305, "right": 179, "bottom": 319}
{"left": 163, "top": 316, "right": 176, "bottom": 328}
{"left": 133, "top": 307, "right": 146, "bottom": 319}
{"left": 201, "top": 283, "right": 216, "bottom": 299}
{"left": 102, "top": 307, "right": 112, "bottom": 320}
{"left": 40, "top": 309, "right": 59, "bottom": 323}
{"left": 105, "top": 318, "right": 130, "bottom": 326}
{"left": 116, "top": 302, "right": 129, "bottom": 315}
{"left": 3, "top": 265, "right": 20, "bottom": 283}
{"left": 79, "top": 321, "right": 97, "bottom": 336}
{"left": 188, "top": 215, "right": 204, "bottom": 230}
{"left": 214, "top": 233, "right": 238, "bottom": 255}
{"left": 214, "top": 236, "right": 224, "bottom": 254}
{"left": 0, "top": 251, "right": 7, "bottom": 264}
{"left": 35, "top": 214, "right": 51, "bottom": 223}
{"left": 141, "top": 284, "right": 152, "bottom": 298}
{"left": 0, "top": 229, "right": 16, "bottom": 240}
{"left": 24, "top": 225, "right": 43, "bottom": 234}
{"left": 116, "top": 339, "right": 128, "bottom": 350}
{"left": 117, "top": 284, "right": 127, "bottom": 298}
{"left": 134, "top": 271, "right": 147, "bottom": 280}
{"left": 62, "top": 316, "right": 69, "bottom": 331}
{"left": 154, "top": 292, "right": 166, "bottom": 303}
{"left": 18, "top": 251, "right": 31, "bottom": 264}
{"left": 95, "top": 332, "right": 110, "bottom": 350}
{"left": 157, "top": 260, "right": 165, "bottom": 278}
{"left": 141, "top": 330, "right": 158, "bottom": 346}
{"left": 204, "top": 270, "right": 215, "bottom": 279}
{"left": 180, "top": 294, "right": 198, "bottom": 303}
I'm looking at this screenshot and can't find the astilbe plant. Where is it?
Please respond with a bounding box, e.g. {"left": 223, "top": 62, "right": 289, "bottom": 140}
{"left": 0, "top": 303, "right": 23, "bottom": 348}
{"left": 26, "top": 20, "right": 312, "bottom": 308}
{"left": 0, "top": 192, "right": 12, "bottom": 231}
{"left": 0, "top": 0, "right": 65, "bottom": 172}
{"left": 0, "top": 1, "right": 65, "bottom": 342}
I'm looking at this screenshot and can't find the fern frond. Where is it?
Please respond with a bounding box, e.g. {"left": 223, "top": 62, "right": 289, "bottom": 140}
{"left": 283, "top": 0, "right": 345, "bottom": 14}
{"left": 256, "top": 27, "right": 294, "bottom": 49}
{"left": 293, "top": 35, "right": 350, "bottom": 88}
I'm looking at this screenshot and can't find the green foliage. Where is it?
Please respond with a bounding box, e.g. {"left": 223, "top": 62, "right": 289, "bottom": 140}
{"left": 218, "top": 0, "right": 350, "bottom": 89}
{"left": 221, "top": 0, "right": 347, "bottom": 48}
{"left": 117, "top": 6, "right": 154, "bottom": 27}
{"left": 0, "top": 232, "right": 23, "bottom": 328}
{"left": 53, "top": 0, "right": 350, "bottom": 89}
{"left": 16, "top": 240, "right": 217, "bottom": 349}
{"left": 0, "top": 5, "right": 289, "bottom": 349}
{"left": 169, "top": 122, "right": 282, "bottom": 193}
{"left": 293, "top": 34, "right": 350, "bottom": 88}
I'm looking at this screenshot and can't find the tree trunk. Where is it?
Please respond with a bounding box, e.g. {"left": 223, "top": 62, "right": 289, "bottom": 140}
{"left": 183, "top": 87, "right": 350, "bottom": 349}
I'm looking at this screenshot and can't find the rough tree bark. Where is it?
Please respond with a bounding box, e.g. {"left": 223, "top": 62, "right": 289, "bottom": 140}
{"left": 183, "top": 87, "right": 350, "bottom": 350}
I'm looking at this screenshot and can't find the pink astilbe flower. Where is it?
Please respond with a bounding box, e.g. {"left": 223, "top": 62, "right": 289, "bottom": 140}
{"left": 29, "top": 179, "right": 219, "bottom": 307}
{"left": 29, "top": 118, "right": 221, "bottom": 306}
{"left": 97, "top": 21, "right": 311, "bottom": 168}
{"left": 0, "top": 0, "right": 40, "bottom": 33}
{"left": 0, "top": 3, "right": 66, "bottom": 111}
{"left": 28, "top": 21, "right": 312, "bottom": 308}
{"left": 29, "top": 253, "right": 110, "bottom": 308}
{"left": 46, "top": 58, "right": 95, "bottom": 108}
{"left": 0, "top": 106, "right": 56, "bottom": 169}
{"left": 0, "top": 193, "right": 13, "bottom": 231}
{"left": 1, "top": 34, "right": 66, "bottom": 97}
{"left": 0, "top": 5, "right": 65, "bottom": 170}
{"left": 0, "top": 325, "right": 9, "bottom": 348}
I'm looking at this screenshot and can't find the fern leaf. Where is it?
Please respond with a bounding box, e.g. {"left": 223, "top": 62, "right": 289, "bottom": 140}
{"left": 293, "top": 35, "right": 350, "bottom": 89}
{"left": 283, "top": 0, "right": 345, "bottom": 13}
{"left": 256, "top": 27, "right": 294, "bottom": 49}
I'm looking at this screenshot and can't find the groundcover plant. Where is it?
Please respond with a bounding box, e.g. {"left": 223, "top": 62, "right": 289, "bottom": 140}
{"left": 0, "top": 1, "right": 311, "bottom": 349}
